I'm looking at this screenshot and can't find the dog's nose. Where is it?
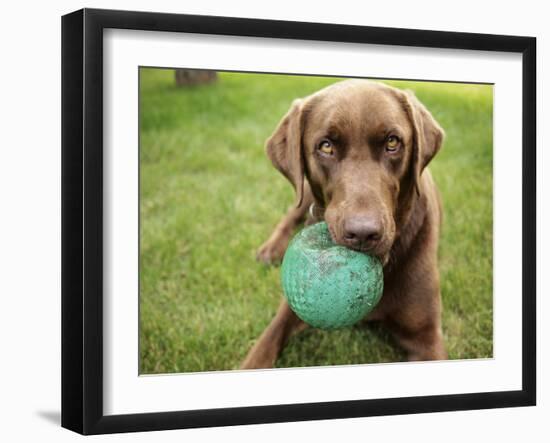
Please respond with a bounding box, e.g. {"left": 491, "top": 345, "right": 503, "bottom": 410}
{"left": 343, "top": 216, "right": 382, "bottom": 251}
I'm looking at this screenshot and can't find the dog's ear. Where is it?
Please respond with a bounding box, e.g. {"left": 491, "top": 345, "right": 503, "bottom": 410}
{"left": 265, "top": 99, "right": 305, "bottom": 207}
{"left": 401, "top": 90, "right": 445, "bottom": 195}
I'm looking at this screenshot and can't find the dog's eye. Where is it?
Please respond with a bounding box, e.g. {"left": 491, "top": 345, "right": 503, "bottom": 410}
{"left": 386, "top": 135, "right": 400, "bottom": 152}
{"left": 318, "top": 140, "right": 335, "bottom": 156}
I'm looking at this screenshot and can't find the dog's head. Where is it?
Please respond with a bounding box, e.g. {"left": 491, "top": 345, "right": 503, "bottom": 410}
{"left": 266, "top": 80, "right": 444, "bottom": 263}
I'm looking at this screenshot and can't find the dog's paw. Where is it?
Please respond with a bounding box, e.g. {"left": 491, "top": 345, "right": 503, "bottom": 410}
{"left": 256, "top": 238, "right": 288, "bottom": 265}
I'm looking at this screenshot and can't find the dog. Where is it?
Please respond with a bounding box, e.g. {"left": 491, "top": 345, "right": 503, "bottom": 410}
{"left": 242, "top": 80, "right": 447, "bottom": 369}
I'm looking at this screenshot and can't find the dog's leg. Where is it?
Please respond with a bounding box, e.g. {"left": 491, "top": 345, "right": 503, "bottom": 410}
{"left": 391, "top": 320, "right": 447, "bottom": 361}
{"left": 256, "top": 183, "right": 313, "bottom": 264}
{"left": 386, "top": 295, "right": 447, "bottom": 361}
{"left": 241, "top": 300, "right": 307, "bottom": 369}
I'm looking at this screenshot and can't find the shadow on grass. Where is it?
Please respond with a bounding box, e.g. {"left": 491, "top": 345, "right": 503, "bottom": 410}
{"left": 276, "top": 321, "right": 407, "bottom": 369}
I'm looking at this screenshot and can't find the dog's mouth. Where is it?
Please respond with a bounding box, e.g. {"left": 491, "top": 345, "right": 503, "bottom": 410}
{"left": 346, "top": 243, "right": 391, "bottom": 267}
{"left": 327, "top": 224, "right": 391, "bottom": 266}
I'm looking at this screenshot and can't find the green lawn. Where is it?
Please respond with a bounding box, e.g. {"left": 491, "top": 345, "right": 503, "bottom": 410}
{"left": 139, "top": 68, "right": 493, "bottom": 374}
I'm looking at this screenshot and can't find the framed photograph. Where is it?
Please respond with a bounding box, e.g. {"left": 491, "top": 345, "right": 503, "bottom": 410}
{"left": 61, "top": 8, "right": 536, "bottom": 435}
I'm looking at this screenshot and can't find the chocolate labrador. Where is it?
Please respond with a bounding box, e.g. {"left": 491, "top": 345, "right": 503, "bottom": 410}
{"left": 242, "top": 80, "right": 447, "bottom": 369}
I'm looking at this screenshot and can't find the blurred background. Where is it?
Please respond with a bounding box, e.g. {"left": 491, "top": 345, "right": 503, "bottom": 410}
{"left": 139, "top": 68, "right": 493, "bottom": 374}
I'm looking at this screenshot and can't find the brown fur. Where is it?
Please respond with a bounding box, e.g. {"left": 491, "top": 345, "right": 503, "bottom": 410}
{"left": 244, "top": 80, "right": 446, "bottom": 369}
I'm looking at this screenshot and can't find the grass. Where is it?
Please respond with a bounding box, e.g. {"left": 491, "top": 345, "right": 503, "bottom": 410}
{"left": 139, "top": 68, "right": 493, "bottom": 374}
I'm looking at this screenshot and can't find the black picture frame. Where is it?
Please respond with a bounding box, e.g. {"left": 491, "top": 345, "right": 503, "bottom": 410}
{"left": 61, "top": 8, "right": 537, "bottom": 435}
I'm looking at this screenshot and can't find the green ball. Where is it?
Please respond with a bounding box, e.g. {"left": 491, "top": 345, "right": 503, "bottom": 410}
{"left": 281, "top": 222, "right": 384, "bottom": 330}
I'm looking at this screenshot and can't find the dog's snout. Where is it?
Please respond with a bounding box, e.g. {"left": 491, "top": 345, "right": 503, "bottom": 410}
{"left": 343, "top": 216, "right": 382, "bottom": 251}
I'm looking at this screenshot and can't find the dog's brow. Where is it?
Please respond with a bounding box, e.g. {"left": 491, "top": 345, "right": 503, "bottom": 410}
{"left": 384, "top": 126, "right": 404, "bottom": 136}
{"left": 373, "top": 124, "right": 404, "bottom": 138}
{"left": 325, "top": 124, "right": 344, "bottom": 139}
